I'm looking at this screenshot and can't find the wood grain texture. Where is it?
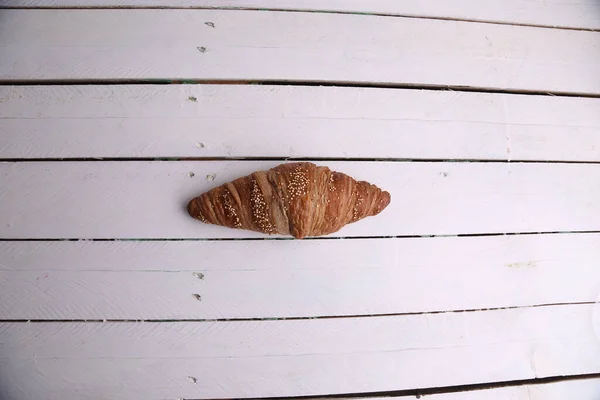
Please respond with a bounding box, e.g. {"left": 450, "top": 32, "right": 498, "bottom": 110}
{"left": 2, "top": 234, "right": 600, "bottom": 319}
{"left": 1, "top": 304, "right": 600, "bottom": 399}
{"left": 1, "top": 10, "right": 600, "bottom": 94}
{"left": 1, "top": 0, "right": 599, "bottom": 30}
{"left": 391, "top": 379, "right": 600, "bottom": 399}
{"left": 2, "top": 161, "right": 600, "bottom": 239}
{"left": 2, "top": 85, "right": 600, "bottom": 161}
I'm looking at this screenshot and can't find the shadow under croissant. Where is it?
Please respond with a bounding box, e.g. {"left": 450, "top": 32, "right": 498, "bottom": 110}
{"left": 187, "top": 162, "right": 391, "bottom": 239}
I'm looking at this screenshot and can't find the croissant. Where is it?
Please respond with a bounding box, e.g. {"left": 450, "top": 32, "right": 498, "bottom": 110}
{"left": 187, "top": 162, "right": 391, "bottom": 239}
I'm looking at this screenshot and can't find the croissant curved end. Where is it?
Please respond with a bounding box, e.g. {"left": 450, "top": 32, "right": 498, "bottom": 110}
{"left": 376, "top": 190, "right": 392, "bottom": 215}
{"left": 187, "top": 197, "right": 204, "bottom": 222}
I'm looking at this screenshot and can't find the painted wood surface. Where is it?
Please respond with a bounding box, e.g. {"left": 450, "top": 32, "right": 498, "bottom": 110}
{"left": 391, "top": 379, "right": 600, "bottom": 399}
{"left": 2, "top": 4, "right": 600, "bottom": 399}
{"left": 2, "top": 85, "right": 600, "bottom": 161}
{"left": 2, "top": 0, "right": 600, "bottom": 30}
{"left": 2, "top": 161, "right": 600, "bottom": 239}
{"left": 1, "top": 234, "right": 600, "bottom": 319}
{"left": 1, "top": 304, "right": 600, "bottom": 399}
{"left": 2, "top": 10, "right": 600, "bottom": 94}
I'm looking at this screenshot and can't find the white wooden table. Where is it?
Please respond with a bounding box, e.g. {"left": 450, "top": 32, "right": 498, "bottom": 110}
{"left": 1, "top": 1, "right": 600, "bottom": 399}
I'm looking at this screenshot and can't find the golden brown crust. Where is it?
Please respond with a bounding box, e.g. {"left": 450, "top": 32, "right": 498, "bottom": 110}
{"left": 187, "top": 162, "right": 391, "bottom": 238}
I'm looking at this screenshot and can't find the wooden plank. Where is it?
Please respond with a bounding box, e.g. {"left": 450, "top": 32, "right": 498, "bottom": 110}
{"left": 391, "top": 379, "right": 600, "bottom": 399}
{"left": 2, "top": 234, "right": 600, "bottom": 319}
{"left": 1, "top": 304, "right": 599, "bottom": 399}
{"left": 2, "top": 85, "right": 600, "bottom": 162}
{"left": 2, "top": 161, "right": 600, "bottom": 239}
{"left": 2, "top": 0, "right": 600, "bottom": 30}
{"left": 1, "top": 10, "right": 600, "bottom": 94}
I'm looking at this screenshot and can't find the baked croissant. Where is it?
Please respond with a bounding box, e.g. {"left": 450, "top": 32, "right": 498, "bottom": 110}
{"left": 187, "top": 162, "right": 391, "bottom": 238}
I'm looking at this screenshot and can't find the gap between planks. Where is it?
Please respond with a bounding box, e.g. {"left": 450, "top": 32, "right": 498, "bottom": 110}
{"left": 3, "top": 230, "right": 600, "bottom": 241}
{"left": 0, "top": 5, "right": 598, "bottom": 33}
{"left": 219, "top": 373, "right": 600, "bottom": 400}
{"left": 3, "top": 157, "right": 600, "bottom": 164}
{"left": 1, "top": 80, "right": 600, "bottom": 100}
{"left": 1, "top": 301, "right": 597, "bottom": 324}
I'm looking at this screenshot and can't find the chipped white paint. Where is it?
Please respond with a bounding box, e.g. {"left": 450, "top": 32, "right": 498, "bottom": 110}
{"left": 1, "top": 304, "right": 599, "bottom": 399}
{"left": 2, "top": 234, "right": 600, "bottom": 319}
{"left": 1, "top": 10, "right": 600, "bottom": 94}
{"left": 2, "top": 85, "right": 600, "bottom": 161}
{"left": 2, "top": 161, "right": 600, "bottom": 238}
{"left": 2, "top": 0, "right": 600, "bottom": 30}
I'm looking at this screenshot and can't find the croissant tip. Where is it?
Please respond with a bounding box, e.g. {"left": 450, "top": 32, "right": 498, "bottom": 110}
{"left": 377, "top": 190, "right": 392, "bottom": 215}
{"left": 187, "top": 197, "right": 201, "bottom": 220}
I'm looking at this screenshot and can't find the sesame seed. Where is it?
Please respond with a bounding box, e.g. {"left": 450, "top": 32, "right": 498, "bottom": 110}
{"left": 222, "top": 190, "right": 241, "bottom": 228}
{"left": 251, "top": 179, "right": 277, "bottom": 234}
{"left": 328, "top": 174, "right": 336, "bottom": 192}
{"left": 287, "top": 165, "right": 310, "bottom": 200}
{"left": 197, "top": 209, "right": 207, "bottom": 222}
{"left": 353, "top": 194, "right": 365, "bottom": 221}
